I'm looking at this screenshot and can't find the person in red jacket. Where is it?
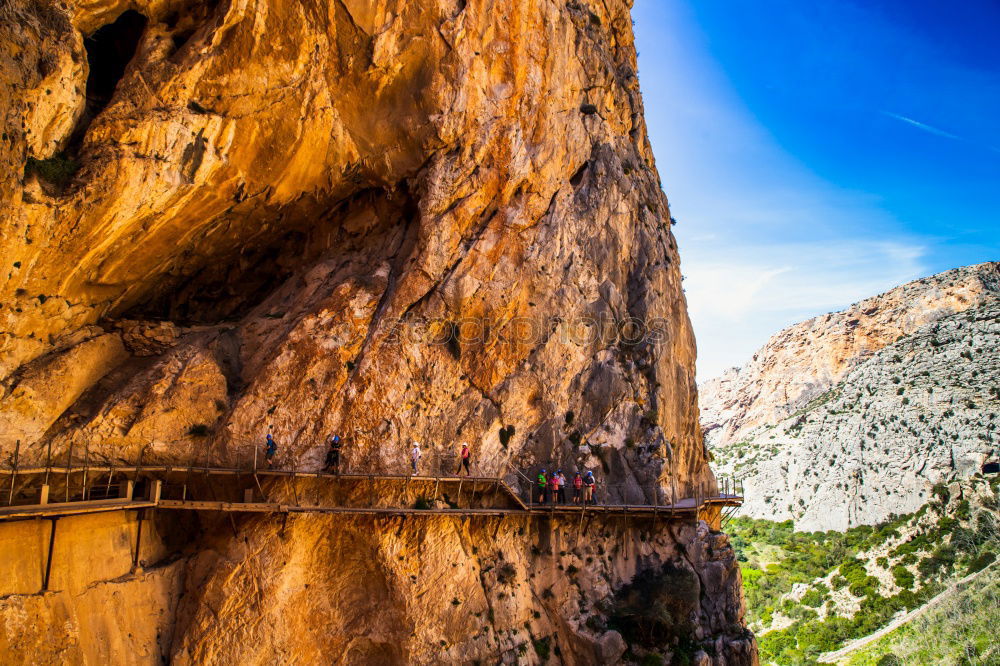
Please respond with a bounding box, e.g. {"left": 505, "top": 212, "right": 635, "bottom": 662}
{"left": 572, "top": 471, "right": 583, "bottom": 504}
{"left": 457, "top": 442, "right": 472, "bottom": 476}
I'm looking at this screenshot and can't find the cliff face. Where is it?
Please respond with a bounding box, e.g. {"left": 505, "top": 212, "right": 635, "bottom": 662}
{"left": 0, "top": 0, "right": 751, "bottom": 663}
{"left": 2, "top": 0, "right": 706, "bottom": 495}
{"left": 701, "top": 263, "right": 1000, "bottom": 451}
{"left": 703, "top": 263, "right": 1000, "bottom": 531}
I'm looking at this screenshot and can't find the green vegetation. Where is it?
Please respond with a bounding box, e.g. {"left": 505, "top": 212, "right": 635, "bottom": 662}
{"left": 729, "top": 476, "right": 999, "bottom": 664}
{"left": 532, "top": 635, "right": 551, "bottom": 660}
{"left": 844, "top": 569, "right": 1000, "bottom": 666}
{"left": 25, "top": 153, "right": 79, "bottom": 188}
{"left": 499, "top": 425, "right": 516, "bottom": 448}
{"left": 609, "top": 562, "right": 700, "bottom": 649}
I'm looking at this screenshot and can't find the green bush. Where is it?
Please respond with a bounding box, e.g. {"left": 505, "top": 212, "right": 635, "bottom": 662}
{"left": 968, "top": 551, "right": 995, "bottom": 573}
{"left": 891, "top": 565, "right": 914, "bottom": 589}
{"left": 532, "top": 636, "right": 551, "bottom": 660}
{"left": 25, "top": 153, "right": 79, "bottom": 188}
{"left": 609, "top": 562, "right": 699, "bottom": 648}
{"left": 800, "top": 587, "right": 826, "bottom": 607}
{"left": 496, "top": 562, "right": 517, "bottom": 584}
{"left": 499, "top": 425, "right": 516, "bottom": 448}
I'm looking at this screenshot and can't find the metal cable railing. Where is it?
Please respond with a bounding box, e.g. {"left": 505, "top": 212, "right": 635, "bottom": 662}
{"left": 2, "top": 438, "right": 744, "bottom": 514}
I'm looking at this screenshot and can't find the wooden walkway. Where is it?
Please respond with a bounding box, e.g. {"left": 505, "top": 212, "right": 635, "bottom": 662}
{"left": 0, "top": 464, "right": 743, "bottom": 524}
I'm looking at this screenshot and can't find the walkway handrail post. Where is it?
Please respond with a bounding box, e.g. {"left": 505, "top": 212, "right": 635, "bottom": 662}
{"left": 64, "top": 442, "right": 73, "bottom": 502}
{"left": 253, "top": 443, "right": 258, "bottom": 473}
{"left": 133, "top": 445, "right": 146, "bottom": 484}
{"left": 44, "top": 439, "right": 53, "bottom": 486}
{"left": 505, "top": 461, "right": 535, "bottom": 506}
{"left": 82, "top": 442, "right": 89, "bottom": 501}
{"left": 7, "top": 440, "right": 19, "bottom": 506}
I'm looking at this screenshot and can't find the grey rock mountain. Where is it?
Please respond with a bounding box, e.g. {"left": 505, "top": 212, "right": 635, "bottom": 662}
{"left": 702, "top": 263, "right": 1000, "bottom": 531}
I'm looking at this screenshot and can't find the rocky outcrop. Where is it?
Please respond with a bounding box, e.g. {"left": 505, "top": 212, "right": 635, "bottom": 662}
{"left": 0, "top": 0, "right": 749, "bottom": 662}
{"left": 0, "top": 505, "right": 754, "bottom": 665}
{"left": 705, "top": 264, "right": 1000, "bottom": 531}
{"left": 701, "top": 263, "right": 1000, "bottom": 451}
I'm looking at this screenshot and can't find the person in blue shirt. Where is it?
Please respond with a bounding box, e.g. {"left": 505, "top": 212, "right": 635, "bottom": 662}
{"left": 264, "top": 433, "right": 278, "bottom": 468}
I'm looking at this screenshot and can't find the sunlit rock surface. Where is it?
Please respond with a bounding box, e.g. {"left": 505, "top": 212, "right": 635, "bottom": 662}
{"left": 0, "top": 0, "right": 753, "bottom": 662}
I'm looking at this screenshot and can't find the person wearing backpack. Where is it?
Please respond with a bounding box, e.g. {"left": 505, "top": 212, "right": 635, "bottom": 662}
{"left": 324, "top": 435, "right": 341, "bottom": 474}
{"left": 537, "top": 469, "right": 548, "bottom": 504}
{"left": 457, "top": 442, "right": 471, "bottom": 476}
{"left": 264, "top": 433, "right": 278, "bottom": 468}
{"left": 548, "top": 471, "right": 559, "bottom": 504}
{"left": 584, "top": 471, "right": 596, "bottom": 504}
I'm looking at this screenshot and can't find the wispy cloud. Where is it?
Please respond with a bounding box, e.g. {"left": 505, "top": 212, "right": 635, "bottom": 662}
{"left": 882, "top": 111, "right": 1000, "bottom": 153}
{"left": 682, "top": 239, "right": 928, "bottom": 379}
{"left": 881, "top": 111, "right": 962, "bottom": 140}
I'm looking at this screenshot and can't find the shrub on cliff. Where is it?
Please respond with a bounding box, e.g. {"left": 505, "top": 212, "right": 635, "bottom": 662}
{"left": 25, "top": 153, "right": 79, "bottom": 188}
{"left": 608, "top": 562, "right": 699, "bottom": 648}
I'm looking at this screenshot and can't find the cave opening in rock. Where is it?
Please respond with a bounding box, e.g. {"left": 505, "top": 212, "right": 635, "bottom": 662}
{"left": 120, "top": 185, "right": 420, "bottom": 326}
{"left": 73, "top": 10, "right": 147, "bottom": 142}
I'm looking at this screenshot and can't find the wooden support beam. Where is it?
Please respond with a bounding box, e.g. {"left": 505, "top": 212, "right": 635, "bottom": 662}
{"left": 131, "top": 508, "right": 145, "bottom": 572}
{"left": 42, "top": 518, "right": 57, "bottom": 592}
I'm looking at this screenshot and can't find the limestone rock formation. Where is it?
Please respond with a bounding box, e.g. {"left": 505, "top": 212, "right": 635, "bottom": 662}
{"left": 703, "top": 263, "right": 1000, "bottom": 531}
{"left": 701, "top": 263, "right": 999, "bottom": 452}
{"left": 0, "top": 0, "right": 752, "bottom": 662}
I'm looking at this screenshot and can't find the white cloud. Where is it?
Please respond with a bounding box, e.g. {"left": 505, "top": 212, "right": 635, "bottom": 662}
{"left": 681, "top": 239, "right": 928, "bottom": 380}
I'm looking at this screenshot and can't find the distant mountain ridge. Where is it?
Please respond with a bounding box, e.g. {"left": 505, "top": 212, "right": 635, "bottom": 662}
{"left": 701, "top": 262, "right": 1000, "bottom": 531}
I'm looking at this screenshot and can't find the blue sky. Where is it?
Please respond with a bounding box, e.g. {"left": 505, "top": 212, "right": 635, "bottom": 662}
{"left": 632, "top": 0, "right": 1000, "bottom": 379}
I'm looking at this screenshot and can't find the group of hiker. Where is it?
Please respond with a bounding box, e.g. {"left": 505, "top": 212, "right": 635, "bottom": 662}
{"left": 535, "top": 468, "right": 597, "bottom": 505}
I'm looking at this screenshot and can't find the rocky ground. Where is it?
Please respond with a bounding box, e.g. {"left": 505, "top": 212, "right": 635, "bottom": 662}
{"left": 0, "top": 0, "right": 752, "bottom": 662}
